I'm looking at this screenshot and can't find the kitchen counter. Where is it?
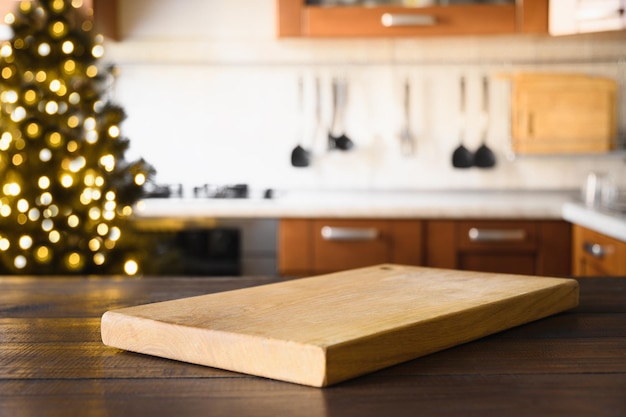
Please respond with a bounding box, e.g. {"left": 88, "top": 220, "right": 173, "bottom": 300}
{"left": 562, "top": 201, "right": 626, "bottom": 242}
{"left": 1, "top": 275, "right": 625, "bottom": 417}
{"left": 134, "top": 189, "right": 579, "bottom": 220}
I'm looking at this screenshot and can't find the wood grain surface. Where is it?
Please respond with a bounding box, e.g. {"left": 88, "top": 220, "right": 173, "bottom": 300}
{"left": 101, "top": 265, "right": 578, "bottom": 387}
{"left": 1, "top": 274, "right": 624, "bottom": 417}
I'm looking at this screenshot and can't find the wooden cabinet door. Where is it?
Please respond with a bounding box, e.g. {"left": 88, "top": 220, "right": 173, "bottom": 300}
{"left": 573, "top": 225, "right": 626, "bottom": 277}
{"left": 276, "top": 0, "right": 548, "bottom": 38}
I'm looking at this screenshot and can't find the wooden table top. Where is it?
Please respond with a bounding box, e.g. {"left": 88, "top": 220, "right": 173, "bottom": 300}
{"left": 1, "top": 275, "right": 625, "bottom": 417}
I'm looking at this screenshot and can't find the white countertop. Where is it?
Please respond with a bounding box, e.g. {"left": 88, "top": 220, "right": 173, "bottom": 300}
{"left": 134, "top": 189, "right": 626, "bottom": 241}
{"left": 134, "top": 189, "right": 578, "bottom": 220}
{"left": 562, "top": 202, "right": 626, "bottom": 242}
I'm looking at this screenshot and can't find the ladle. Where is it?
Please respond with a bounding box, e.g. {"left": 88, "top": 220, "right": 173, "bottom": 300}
{"left": 474, "top": 75, "right": 497, "bottom": 168}
{"left": 290, "top": 76, "right": 311, "bottom": 167}
{"left": 451, "top": 76, "right": 473, "bottom": 168}
{"left": 399, "top": 77, "right": 416, "bottom": 156}
{"left": 328, "top": 77, "right": 354, "bottom": 151}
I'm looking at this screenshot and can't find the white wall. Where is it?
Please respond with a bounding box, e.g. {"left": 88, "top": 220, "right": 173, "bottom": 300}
{"left": 104, "top": 0, "right": 626, "bottom": 193}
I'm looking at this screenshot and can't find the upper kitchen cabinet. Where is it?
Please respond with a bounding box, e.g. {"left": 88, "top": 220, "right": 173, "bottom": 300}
{"left": 276, "top": 0, "right": 548, "bottom": 38}
{"left": 0, "top": 0, "right": 118, "bottom": 40}
{"left": 549, "top": 0, "right": 626, "bottom": 35}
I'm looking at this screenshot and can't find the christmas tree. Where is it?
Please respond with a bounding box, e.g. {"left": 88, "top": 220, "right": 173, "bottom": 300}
{"left": 0, "top": 0, "right": 154, "bottom": 275}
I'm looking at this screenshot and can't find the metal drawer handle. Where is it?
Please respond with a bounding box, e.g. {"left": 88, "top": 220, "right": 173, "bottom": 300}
{"left": 468, "top": 228, "right": 526, "bottom": 242}
{"left": 321, "top": 226, "right": 379, "bottom": 241}
{"left": 381, "top": 13, "right": 436, "bottom": 27}
{"left": 583, "top": 242, "right": 606, "bottom": 258}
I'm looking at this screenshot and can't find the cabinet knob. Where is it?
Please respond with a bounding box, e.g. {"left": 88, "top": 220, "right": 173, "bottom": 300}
{"left": 321, "top": 226, "right": 379, "bottom": 241}
{"left": 381, "top": 13, "right": 437, "bottom": 27}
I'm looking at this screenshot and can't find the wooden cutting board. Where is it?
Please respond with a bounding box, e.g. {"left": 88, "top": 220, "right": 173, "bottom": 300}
{"left": 507, "top": 72, "right": 617, "bottom": 154}
{"left": 101, "top": 264, "right": 578, "bottom": 387}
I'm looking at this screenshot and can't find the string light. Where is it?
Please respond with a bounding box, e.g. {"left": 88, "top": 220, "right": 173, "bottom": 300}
{"left": 124, "top": 260, "right": 139, "bottom": 276}
{"left": 62, "top": 40, "right": 74, "bottom": 54}
{"left": 37, "top": 43, "right": 51, "bottom": 56}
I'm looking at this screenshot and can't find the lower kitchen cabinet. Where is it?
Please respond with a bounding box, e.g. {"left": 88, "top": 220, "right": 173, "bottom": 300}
{"left": 278, "top": 218, "right": 571, "bottom": 277}
{"left": 572, "top": 225, "right": 626, "bottom": 277}
{"left": 278, "top": 219, "right": 423, "bottom": 276}
{"left": 426, "top": 220, "right": 571, "bottom": 277}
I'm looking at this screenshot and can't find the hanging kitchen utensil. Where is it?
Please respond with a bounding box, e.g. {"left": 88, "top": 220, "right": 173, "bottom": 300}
{"left": 328, "top": 77, "right": 354, "bottom": 151}
{"left": 474, "top": 75, "right": 497, "bottom": 168}
{"left": 452, "top": 75, "right": 474, "bottom": 168}
{"left": 399, "top": 77, "right": 416, "bottom": 156}
{"left": 290, "top": 76, "right": 311, "bottom": 167}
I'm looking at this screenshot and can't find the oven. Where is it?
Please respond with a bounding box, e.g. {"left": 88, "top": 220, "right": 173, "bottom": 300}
{"left": 139, "top": 183, "right": 277, "bottom": 277}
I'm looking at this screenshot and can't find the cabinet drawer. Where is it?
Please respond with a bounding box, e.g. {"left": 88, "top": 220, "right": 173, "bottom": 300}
{"left": 278, "top": 219, "right": 423, "bottom": 276}
{"left": 313, "top": 220, "right": 390, "bottom": 273}
{"left": 457, "top": 221, "right": 538, "bottom": 251}
{"left": 305, "top": 5, "right": 516, "bottom": 37}
{"left": 277, "top": 0, "right": 549, "bottom": 38}
{"left": 573, "top": 225, "right": 626, "bottom": 276}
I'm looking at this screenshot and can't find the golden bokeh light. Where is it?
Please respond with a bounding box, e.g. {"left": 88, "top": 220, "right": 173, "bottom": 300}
{"left": 49, "top": 79, "right": 61, "bottom": 92}
{"left": 66, "top": 252, "right": 84, "bottom": 270}
{"left": 68, "top": 214, "right": 80, "bottom": 228}
{"left": 88, "top": 238, "right": 101, "bottom": 251}
{"left": 99, "top": 154, "right": 115, "bottom": 172}
{"left": 26, "top": 122, "right": 40, "bottom": 137}
{"left": 12, "top": 153, "right": 23, "bottom": 166}
{"left": 97, "top": 223, "right": 108, "bottom": 236}
{"left": 45, "top": 101, "right": 59, "bottom": 114}
{"left": 62, "top": 40, "right": 74, "bottom": 54}
{"left": 36, "top": 70, "right": 47, "bottom": 82}
{"left": 35, "top": 246, "right": 51, "bottom": 262}
{"left": 28, "top": 208, "right": 40, "bottom": 221}
{"left": 67, "top": 115, "right": 79, "bottom": 128}
{"left": 17, "top": 199, "right": 28, "bottom": 212}
{"left": 92, "top": 44, "right": 104, "bottom": 58}
{"left": 38, "top": 43, "right": 51, "bottom": 57}
{"left": 63, "top": 59, "right": 76, "bottom": 73}
{"left": 134, "top": 173, "right": 146, "bottom": 186}
{"left": 108, "top": 125, "right": 120, "bottom": 138}
{"left": 41, "top": 219, "right": 53, "bottom": 232}
{"left": 93, "top": 252, "right": 105, "bottom": 265}
{"left": 3, "top": 182, "right": 20, "bottom": 196}
{"left": 14, "top": 255, "right": 27, "bottom": 269}
{"left": 48, "top": 132, "right": 62, "bottom": 147}
{"left": 124, "top": 259, "right": 139, "bottom": 276}
{"left": 49, "top": 230, "right": 61, "bottom": 244}
{"left": 50, "top": 21, "right": 67, "bottom": 38}
{"left": 39, "top": 148, "right": 52, "bottom": 162}
{"left": 19, "top": 235, "right": 33, "bottom": 250}
{"left": 24, "top": 89, "right": 37, "bottom": 104}
{"left": 60, "top": 173, "right": 73, "bottom": 188}
{"left": 88, "top": 207, "right": 101, "bottom": 220}
{"left": 52, "top": 0, "right": 66, "bottom": 12}
{"left": 86, "top": 65, "right": 97, "bottom": 78}
{"left": 4, "top": 13, "right": 14, "bottom": 25}
{"left": 1, "top": 66, "right": 13, "bottom": 79}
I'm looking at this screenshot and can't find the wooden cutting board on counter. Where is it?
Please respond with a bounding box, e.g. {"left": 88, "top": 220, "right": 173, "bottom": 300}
{"left": 101, "top": 264, "right": 579, "bottom": 387}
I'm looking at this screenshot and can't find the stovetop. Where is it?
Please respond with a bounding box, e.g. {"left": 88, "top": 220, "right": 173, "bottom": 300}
{"left": 144, "top": 184, "right": 274, "bottom": 199}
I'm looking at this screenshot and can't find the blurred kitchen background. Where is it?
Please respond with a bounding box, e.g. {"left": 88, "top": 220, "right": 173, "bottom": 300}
{"left": 98, "top": 0, "right": 626, "bottom": 194}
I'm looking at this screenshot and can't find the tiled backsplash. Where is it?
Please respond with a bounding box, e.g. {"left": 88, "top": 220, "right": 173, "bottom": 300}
{"left": 105, "top": 0, "right": 626, "bottom": 193}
